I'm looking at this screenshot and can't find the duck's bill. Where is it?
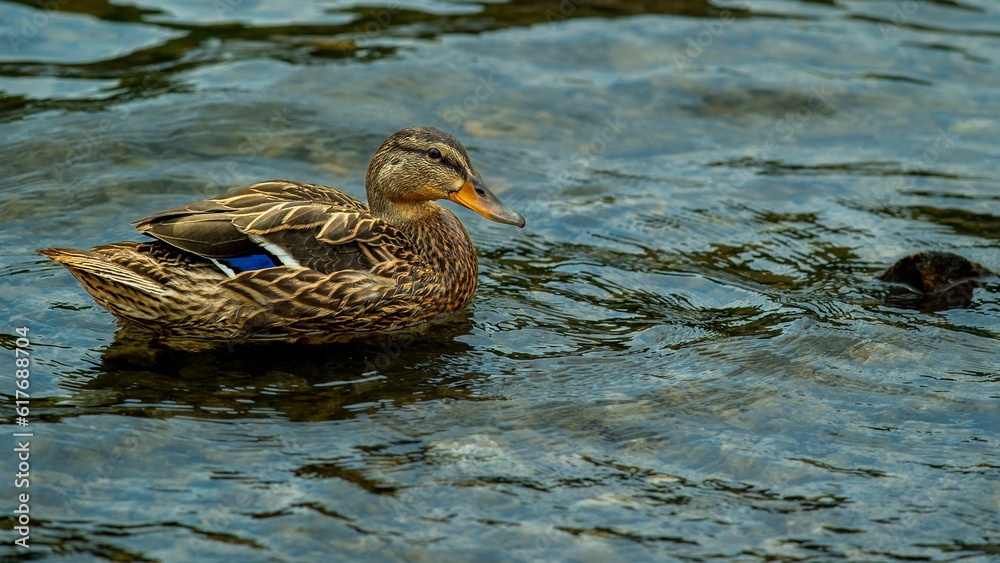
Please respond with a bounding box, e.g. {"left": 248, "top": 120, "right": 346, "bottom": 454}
{"left": 449, "top": 174, "right": 525, "bottom": 228}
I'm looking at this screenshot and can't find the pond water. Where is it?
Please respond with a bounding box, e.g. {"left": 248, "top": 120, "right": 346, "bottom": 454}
{"left": 2, "top": 0, "right": 999, "bottom": 560}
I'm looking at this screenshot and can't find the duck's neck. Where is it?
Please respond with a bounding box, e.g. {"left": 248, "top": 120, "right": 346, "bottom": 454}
{"left": 370, "top": 198, "right": 479, "bottom": 312}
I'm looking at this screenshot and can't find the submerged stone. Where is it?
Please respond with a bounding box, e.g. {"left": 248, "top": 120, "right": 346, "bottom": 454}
{"left": 877, "top": 250, "right": 995, "bottom": 309}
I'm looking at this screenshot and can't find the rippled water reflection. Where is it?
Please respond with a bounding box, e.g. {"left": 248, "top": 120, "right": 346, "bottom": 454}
{"left": 2, "top": 0, "right": 998, "bottom": 560}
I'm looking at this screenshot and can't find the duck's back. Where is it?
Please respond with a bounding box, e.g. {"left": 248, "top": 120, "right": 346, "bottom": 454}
{"left": 136, "top": 180, "right": 419, "bottom": 275}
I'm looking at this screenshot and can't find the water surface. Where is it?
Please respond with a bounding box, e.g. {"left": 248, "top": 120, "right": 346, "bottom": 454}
{"left": 1, "top": 0, "right": 999, "bottom": 560}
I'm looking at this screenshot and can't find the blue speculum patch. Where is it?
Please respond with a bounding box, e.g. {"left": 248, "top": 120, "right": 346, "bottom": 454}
{"left": 219, "top": 253, "right": 280, "bottom": 272}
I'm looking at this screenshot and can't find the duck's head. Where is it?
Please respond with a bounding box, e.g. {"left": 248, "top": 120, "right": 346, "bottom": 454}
{"left": 365, "top": 126, "right": 525, "bottom": 228}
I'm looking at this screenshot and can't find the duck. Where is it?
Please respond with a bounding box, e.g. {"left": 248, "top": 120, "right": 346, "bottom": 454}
{"left": 40, "top": 126, "right": 525, "bottom": 341}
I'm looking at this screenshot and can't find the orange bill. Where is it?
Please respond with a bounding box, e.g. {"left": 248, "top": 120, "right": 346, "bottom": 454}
{"left": 448, "top": 174, "right": 525, "bottom": 228}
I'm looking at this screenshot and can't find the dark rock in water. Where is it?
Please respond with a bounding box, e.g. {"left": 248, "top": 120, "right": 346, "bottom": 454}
{"left": 878, "top": 251, "right": 994, "bottom": 294}
{"left": 877, "top": 250, "right": 995, "bottom": 310}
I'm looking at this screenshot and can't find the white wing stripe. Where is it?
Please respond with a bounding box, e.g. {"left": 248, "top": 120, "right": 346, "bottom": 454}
{"left": 249, "top": 235, "right": 302, "bottom": 267}
{"left": 211, "top": 259, "right": 237, "bottom": 277}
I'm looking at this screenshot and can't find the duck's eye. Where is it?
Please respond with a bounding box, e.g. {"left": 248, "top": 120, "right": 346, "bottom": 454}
{"left": 427, "top": 147, "right": 442, "bottom": 160}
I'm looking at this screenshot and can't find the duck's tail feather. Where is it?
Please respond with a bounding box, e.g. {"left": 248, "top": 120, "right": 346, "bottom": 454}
{"left": 39, "top": 247, "right": 170, "bottom": 296}
{"left": 39, "top": 243, "right": 250, "bottom": 337}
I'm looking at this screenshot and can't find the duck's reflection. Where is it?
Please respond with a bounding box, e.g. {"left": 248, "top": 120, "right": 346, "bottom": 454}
{"left": 80, "top": 313, "right": 479, "bottom": 422}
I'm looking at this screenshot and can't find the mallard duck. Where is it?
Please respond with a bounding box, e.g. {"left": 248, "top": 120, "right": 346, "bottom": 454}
{"left": 40, "top": 126, "right": 525, "bottom": 340}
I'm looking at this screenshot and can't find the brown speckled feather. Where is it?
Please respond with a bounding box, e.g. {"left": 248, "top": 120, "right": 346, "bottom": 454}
{"left": 135, "top": 180, "right": 408, "bottom": 272}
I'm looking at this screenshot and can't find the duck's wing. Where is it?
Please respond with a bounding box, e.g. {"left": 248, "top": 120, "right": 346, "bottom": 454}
{"left": 135, "top": 180, "right": 417, "bottom": 275}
